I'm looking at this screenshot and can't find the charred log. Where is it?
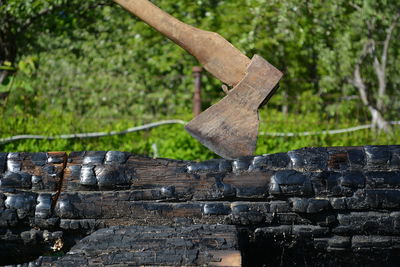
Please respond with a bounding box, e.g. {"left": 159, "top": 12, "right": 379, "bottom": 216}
{"left": 0, "top": 145, "right": 400, "bottom": 266}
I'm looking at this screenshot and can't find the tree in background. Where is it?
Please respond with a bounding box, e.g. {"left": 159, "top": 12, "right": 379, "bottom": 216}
{"left": 0, "top": 0, "right": 108, "bottom": 84}
{"left": 0, "top": 0, "right": 399, "bottom": 158}
{"left": 348, "top": 4, "right": 399, "bottom": 133}
{"left": 2, "top": 0, "right": 399, "bottom": 120}
{"left": 316, "top": 0, "right": 400, "bottom": 132}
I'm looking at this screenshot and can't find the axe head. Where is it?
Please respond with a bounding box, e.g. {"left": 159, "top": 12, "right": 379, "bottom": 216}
{"left": 185, "top": 55, "right": 283, "bottom": 159}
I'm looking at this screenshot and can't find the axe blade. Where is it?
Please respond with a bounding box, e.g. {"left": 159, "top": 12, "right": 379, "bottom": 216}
{"left": 113, "top": 1, "right": 284, "bottom": 158}
{"left": 185, "top": 55, "right": 283, "bottom": 159}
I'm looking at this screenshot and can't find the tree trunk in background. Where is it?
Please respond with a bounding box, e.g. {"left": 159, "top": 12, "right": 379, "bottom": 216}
{"left": 351, "top": 62, "right": 391, "bottom": 133}
{"left": 0, "top": 28, "right": 17, "bottom": 84}
{"left": 281, "top": 90, "right": 288, "bottom": 115}
{"left": 192, "top": 66, "right": 202, "bottom": 116}
{"left": 349, "top": 12, "right": 400, "bottom": 134}
{"left": 374, "top": 13, "right": 399, "bottom": 112}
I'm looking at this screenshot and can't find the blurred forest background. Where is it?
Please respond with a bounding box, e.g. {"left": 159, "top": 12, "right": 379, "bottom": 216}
{"left": 0, "top": 0, "right": 399, "bottom": 160}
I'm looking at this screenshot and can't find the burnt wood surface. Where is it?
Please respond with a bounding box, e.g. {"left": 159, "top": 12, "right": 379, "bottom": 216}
{"left": 26, "top": 225, "right": 241, "bottom": 267}
{"left": 1, "top": 145, "right": 400, "bottom": 266}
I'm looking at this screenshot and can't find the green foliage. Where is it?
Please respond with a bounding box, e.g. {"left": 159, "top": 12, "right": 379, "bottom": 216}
{"left": 256, "top": 108, "right": 399, "bottom": 156}
{"left": 0, "top": 0, "right": 399, "bottom": 160}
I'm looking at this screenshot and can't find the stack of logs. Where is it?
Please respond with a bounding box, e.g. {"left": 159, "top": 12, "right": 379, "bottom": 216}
{"left": 1, "top": 145, "right": 400, "bottom": 266}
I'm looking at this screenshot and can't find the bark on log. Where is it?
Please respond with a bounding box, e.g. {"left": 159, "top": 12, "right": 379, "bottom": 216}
{"left": 1, "top": 145, "right": 400, "bottom": 266}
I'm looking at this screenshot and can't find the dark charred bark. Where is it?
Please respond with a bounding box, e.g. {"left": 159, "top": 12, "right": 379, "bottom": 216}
{"left": 1, "top": 146, "right": 400, "bottom": 266}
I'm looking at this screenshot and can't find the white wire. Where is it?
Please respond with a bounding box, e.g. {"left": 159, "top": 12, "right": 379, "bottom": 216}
{"left": 0, "top": 120, "right": 186, "bottom": 144}
{"left": 0, "top": 120, "right": 398, "bottom": 144}
{"left": 260, "top": 121, "right": 400, "bottom": 137}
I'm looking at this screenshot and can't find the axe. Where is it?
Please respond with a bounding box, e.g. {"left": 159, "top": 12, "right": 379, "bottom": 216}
{"left": 114, "top": 0, "right": 283, "bottom": 159}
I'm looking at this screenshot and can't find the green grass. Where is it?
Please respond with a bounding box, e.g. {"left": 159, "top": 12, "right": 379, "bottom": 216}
{"left": 1, "top": 108, "right": 398, "bottom": 161}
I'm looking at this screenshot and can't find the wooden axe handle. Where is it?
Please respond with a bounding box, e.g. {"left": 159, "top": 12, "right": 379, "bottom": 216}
{"left": 114, "top": 0, "right": 250, "bottom": 87}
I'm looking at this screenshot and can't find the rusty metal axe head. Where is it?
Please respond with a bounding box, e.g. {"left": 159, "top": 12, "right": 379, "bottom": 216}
{"left": 114, "top": 0, "right": 283, "bottom": 159}
{"left": 185, "top": 55, "right": 282, "bottom": 159}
